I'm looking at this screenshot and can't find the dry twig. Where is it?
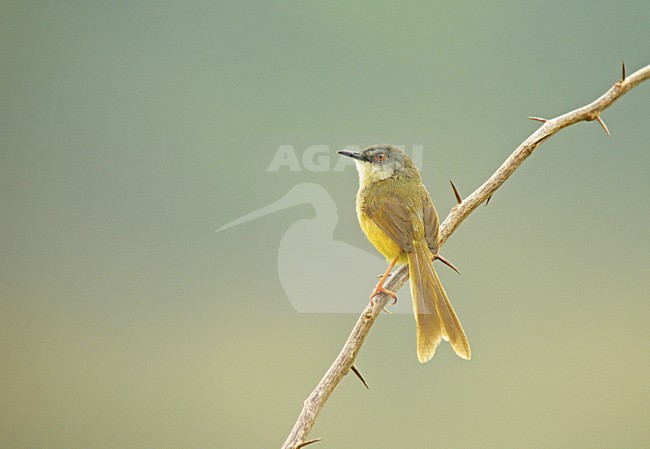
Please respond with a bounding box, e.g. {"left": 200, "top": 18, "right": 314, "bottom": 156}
{"left": 281, "top": 63, "right": 650, "bottom": 449}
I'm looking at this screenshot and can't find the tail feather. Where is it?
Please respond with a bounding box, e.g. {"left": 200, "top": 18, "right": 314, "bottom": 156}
{"left": 408, "top": 240, "right": 471, "bottom": 362}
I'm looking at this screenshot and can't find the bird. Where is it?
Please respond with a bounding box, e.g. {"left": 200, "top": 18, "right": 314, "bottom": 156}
{"left": 338, "top": 145, "right": 471, "bottom": 363}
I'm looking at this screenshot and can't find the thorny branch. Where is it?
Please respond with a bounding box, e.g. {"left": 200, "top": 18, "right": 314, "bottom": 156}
{"left": 281, "top": 63, "right": 650, "bottom": 449}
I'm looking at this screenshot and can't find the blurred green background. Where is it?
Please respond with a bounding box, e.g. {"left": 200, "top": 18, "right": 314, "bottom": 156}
{"left": 2, "top": 1, "right": 649, "bottom": 448}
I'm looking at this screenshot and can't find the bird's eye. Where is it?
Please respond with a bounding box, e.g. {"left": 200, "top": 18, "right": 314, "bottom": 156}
{"left": 375, "top": 153, "right": 386, "bottom": 162}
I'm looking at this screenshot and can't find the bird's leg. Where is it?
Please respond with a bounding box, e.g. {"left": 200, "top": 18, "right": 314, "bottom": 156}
{"left": 370, "top": 256, "right": 399, "bottom": 305}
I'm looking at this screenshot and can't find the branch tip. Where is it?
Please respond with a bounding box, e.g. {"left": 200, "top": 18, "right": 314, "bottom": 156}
{"left": 595, "top": 114, "right": 611, "bottom": 136}
{"left": 450, "top": 180, "right": 463, "bottom": 204}
{"left": 350, "top": 364, "right": 369, "bottom": 389}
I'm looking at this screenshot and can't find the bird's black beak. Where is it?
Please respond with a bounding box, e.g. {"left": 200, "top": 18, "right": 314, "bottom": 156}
{"left": 337, "top": 150, "right": 363, "bottom": 161}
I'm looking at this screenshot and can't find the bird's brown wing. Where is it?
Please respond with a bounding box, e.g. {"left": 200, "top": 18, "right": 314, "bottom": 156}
{"left": 363, "top": 183, "right": 440, "bottom": 254}
{"left": 422, "top": 193, "right": 440, "bottom": 254}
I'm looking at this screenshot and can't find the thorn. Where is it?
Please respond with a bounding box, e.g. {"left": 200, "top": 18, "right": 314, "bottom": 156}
{"left": 485, "top": 194, "right": 492, "bottom": 206}
{"left": 595, "top": 114, "right": 611, "bottom": 136}
{"left": 450, "top": 180, "right": 462, "bottom": 204}
{"left": 350, "top": 364, "right": 369, "bottom": 389}
{"left": 296, "top": 438, "right": 323, "bottom": 449}
{"left": 382, "top": 307, "right": 393, "bottom": 314}
{"left": 434, "top": 253, "right": 461, "bottom": 275}
{"left": 528, "top": 116, "right": 548, "bottom": 123}
{"left": 621, "top": 60, "right": 626, "bottom": 82}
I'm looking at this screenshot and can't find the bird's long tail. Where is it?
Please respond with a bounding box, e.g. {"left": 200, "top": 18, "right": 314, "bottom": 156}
{"left": 407, "top": 240, "right": 471, "bottom": 363}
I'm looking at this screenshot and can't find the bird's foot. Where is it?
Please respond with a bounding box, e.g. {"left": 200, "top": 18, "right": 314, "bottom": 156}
{"left": 370, "top": 255, "right": 400, "bottom": 308}
{"left": 370, "top": 285, "right": 398, "bottom": 305}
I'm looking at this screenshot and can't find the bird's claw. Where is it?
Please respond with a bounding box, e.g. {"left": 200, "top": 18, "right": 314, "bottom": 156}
{"left": 370, "top": 286, "right": 398, "bottom": 306}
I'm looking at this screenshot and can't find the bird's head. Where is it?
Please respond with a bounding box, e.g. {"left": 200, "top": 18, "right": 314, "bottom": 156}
{"left": 338, "top": 144, "right": 419, "bottom": 186}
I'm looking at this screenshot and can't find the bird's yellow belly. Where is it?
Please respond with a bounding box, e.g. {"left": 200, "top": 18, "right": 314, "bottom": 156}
{"left": 359, "top": 212, "right": 408, "bottom": 264}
